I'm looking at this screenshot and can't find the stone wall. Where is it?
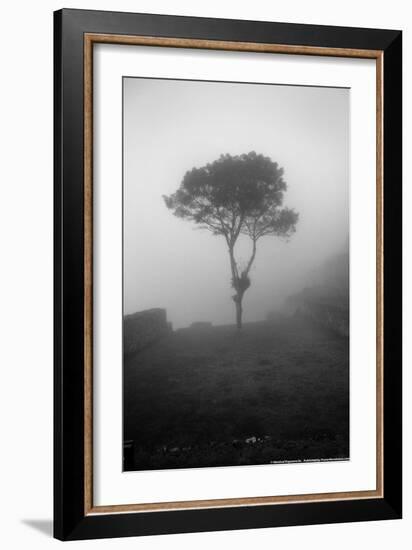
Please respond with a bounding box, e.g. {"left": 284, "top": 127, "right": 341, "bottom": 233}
{"left": 190, "top": 322, "right": 212, "bottom": 330}
{"left": 297, "top": 299, "right": 349, "bottom": 337}
{"left": 124, "top": 308, "right": 171, "bottom": 356}
{"left": 285, "top": 286, "right": 349, "bottom": 337}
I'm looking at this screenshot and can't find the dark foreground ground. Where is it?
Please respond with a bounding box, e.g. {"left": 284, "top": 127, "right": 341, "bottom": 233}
{"left": 123, "top": 316, "right": 349, "bottom": 471}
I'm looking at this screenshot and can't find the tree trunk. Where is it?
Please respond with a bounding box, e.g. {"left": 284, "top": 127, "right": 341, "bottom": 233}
{"left": 235, "top": 295, "right": 243, "bottom": 329}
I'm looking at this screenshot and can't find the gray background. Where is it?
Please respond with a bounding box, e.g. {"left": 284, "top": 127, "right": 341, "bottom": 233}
{"left": 123, "top": 77, "right": 349, "bottom": 329}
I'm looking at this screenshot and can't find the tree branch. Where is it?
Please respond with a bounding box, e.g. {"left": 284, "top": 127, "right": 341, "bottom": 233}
{"left": 229, "top": 245, "right": 239, "bottom": 280}
{"left": 243, "top": 238, "right": 257, "bottom": 277}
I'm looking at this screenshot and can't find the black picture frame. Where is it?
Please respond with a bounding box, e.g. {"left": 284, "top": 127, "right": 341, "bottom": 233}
{"left": 54, "top": 8, "right": 402, "bottom": 541}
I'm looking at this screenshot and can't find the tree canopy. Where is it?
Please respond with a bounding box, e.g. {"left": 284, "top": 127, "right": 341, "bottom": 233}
{"left": 163, "top": 152, "right": 298, "bottom": 247}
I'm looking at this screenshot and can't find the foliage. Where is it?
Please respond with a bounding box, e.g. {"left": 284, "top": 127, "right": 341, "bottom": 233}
{"left": 163, "top": 152, "right": 298, "bottom": 247}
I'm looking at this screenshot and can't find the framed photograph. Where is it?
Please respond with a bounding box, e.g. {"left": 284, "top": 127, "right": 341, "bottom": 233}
{"left": 54, "top": 8, "right": 402, "bottom": 540}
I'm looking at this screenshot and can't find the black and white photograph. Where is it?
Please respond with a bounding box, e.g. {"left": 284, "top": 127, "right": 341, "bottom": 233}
{"left": 122, "top": 76, "right": 350, "bottom": 472}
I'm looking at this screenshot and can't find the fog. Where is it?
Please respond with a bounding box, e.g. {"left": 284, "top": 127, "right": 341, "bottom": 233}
{"left": 123, "top": 77, "right": 349, "bottom": 329}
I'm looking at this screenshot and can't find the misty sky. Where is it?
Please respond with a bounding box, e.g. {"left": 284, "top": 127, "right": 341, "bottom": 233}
{"left": 123, "top": 77, "right": 349, "bottom": 329}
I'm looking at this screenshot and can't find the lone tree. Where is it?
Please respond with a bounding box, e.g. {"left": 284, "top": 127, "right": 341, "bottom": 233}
{"left": 163, "top": 152, "right": 299, "bottom": 329}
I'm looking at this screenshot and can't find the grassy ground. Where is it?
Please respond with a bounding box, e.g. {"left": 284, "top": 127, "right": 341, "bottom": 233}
{"left": 123, "top": 315, "right": 349, "bottom": 471}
